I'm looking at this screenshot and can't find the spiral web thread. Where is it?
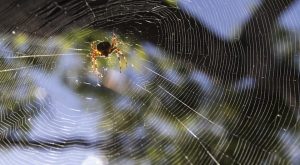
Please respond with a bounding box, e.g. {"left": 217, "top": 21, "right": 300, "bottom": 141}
{"left": 0, "top": 0, "right": 299, "bottom": 164}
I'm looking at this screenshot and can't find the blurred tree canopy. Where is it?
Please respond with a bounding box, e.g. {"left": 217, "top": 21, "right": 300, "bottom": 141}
{"left": 0, "top": 0, "right": 299, "bottom": 164}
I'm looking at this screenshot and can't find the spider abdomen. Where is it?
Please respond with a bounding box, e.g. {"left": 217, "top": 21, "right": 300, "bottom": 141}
{"left": 97, "top": 41, "right": 111, "bottom": 57}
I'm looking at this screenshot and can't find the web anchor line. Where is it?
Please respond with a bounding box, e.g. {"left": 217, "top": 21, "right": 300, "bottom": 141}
{"left": 84, "top": 0, "right": 96, "bottom": 19}
{"left": 158, "top": 86, "right": 214, "bottom": 124}
{"left": 158, "top": 86, "right": 220, "bottom": 165}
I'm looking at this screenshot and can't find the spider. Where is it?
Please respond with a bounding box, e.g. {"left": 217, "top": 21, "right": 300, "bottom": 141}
{"left": 89, "top": 33, "right": 127, "bottom": 76}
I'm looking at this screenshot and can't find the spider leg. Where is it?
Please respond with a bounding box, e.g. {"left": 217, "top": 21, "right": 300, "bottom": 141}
{"left": 111, "top": 33, "right": 123, "bottom": 47}
{"left": 111, "top": 33, "right": 117, "bottom": 47}
{"left": 113, "top": 48, "right": 127, "bottom": 73}
{"left": 90, "top": 42, "right": 97, "bottom": 71}
{"left": 91, "top": 55, "right": 103, "bottom": 78}
{"left": 116, "top": 48, "right": 127, "bottom": 66}
{"left": 90, "top": 51, "right": 97, "bottom": 72}
{"left": 90, "top": 42, "right": 103, "bottom": 78}
{"left": 116, "top": 52, "right": 122, "bottom": 73}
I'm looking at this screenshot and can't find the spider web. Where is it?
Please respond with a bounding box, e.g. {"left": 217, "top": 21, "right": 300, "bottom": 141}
{"left": 0, "top": 0, "right": 300, "bottom": 164}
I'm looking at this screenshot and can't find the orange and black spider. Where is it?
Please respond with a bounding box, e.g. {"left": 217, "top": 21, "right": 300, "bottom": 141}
{"left": 90, "top": 33, "right": 127, "bottom": 75}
